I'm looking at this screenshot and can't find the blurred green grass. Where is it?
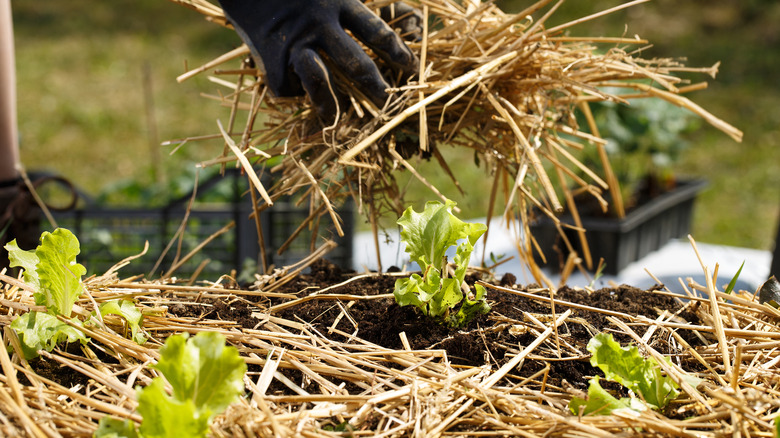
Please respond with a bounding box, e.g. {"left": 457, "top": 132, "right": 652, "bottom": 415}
{"left": 499, "top": 0, "right": 780, "bottom": 250}
{"left": 13, "top": 0, "right": 237, "bottom": 202}
{"left": 12, "top": 0, "right": 780, "bottom": 250}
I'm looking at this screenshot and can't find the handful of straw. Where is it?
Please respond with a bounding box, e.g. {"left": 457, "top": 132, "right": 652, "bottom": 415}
{"left": 169, "top": 0, "right": 741, "bottom": 276}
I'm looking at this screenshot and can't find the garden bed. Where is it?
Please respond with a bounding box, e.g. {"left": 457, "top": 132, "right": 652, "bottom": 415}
{"left": 1, "top": 253, "right": 779, "bottom": 436}
{"left": 0, "top": 1, "right": 763, "bottom": 436}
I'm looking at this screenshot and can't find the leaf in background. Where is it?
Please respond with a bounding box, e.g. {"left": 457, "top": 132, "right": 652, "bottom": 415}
{"left": 587, "top": 333, "right": 680, "bottom": 410}
{"left": 99, "top": 300, "right": 147, "bottom": 344}
{"left": 153, "top": 332, "right": 246, "bottom": 416}
{"left": 4, "top": 238, "right": 41, "bottom": 292}
{"left": 10, "top": 311, "right": 88, "bottom": 360}
{"left": 136, "top": 378, "right": 210, "bottom": 438}
{"left": 35, "top": 228, "right": 86, "bottom": 317}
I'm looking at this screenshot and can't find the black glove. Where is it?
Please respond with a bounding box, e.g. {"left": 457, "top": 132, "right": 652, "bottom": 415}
{"left": 217, "top": 0, "right": 420, "bottom": 123}
{"left": 380, "top": 2, "right": 423, "bottom": 42}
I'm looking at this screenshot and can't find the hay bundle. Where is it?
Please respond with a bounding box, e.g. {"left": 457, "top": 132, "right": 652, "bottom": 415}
{"left": 170, "top": 0, "right": 741, "bottom": 277}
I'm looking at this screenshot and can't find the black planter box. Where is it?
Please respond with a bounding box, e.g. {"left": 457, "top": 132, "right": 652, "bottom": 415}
{"left": 47, "top": 170, "right": 354, "bottom": 278}
{"left": 531, "top": 179, "right": 708, "bottom": 275}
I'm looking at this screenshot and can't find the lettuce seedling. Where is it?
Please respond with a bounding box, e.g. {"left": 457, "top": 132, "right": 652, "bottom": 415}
{"left": 7, "top": 228, "right": 86, "bottom": 316}
{"left": 569, "top": 376, "right": 646, "bottom": 416}
{"left": 6, "top": 228, "right": 146, "bottom": 359}
{"left": 96, "top": 331, "right": 247, "bottom": 438}
{"left": 11, "top": 311, "right": 89, "bottom": 360}
{"left": 98, "top": 300, "right": 147, "bottom": 345}
{"left": 6, "top": 228, "right": 89, "bottom": 359}
{"left": 570, "top": 333, "right": 702, "bottom": 416}
{"left": 394, "top": 200, "right": 490, "bottom": 328}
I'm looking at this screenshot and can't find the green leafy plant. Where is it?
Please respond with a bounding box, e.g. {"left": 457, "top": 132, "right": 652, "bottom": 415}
{"left": 8, "top": 228, "right": 86, "bottom": 316}
{"left": 393, "top": 199, "right": 490, "bottom": 328}
{"left": 6, "top": 228, "right": 90, "bottom": 359}
{"left": 578, "top": 95, "right": 701, "bottom": 215}
{"left": 95, "top": 331, "right": 247, "bottom": 438}
{"left": 597, "top": 96, "right": 698, "bottom": 171}
{"left": 11, "top": 310, "right": 89, "bottom": 360}
{"left": 98, "top": 300, "right": 147, "bottom": 345}
{"left": 570, "top": 376, "right": 647, "bottom": 416}
{"left": 570, "top": 333, "right": 702, "bottom": 416}
{"left": 5, "top": 228, "right": 146, "bottom": 359}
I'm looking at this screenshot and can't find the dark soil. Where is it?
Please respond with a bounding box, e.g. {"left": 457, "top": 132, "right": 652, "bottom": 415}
{"left": 248, "top": 260, "right": 703, "bottom": 391}
{"left": 37, "top": 259, "right": 704, "bottom": 395}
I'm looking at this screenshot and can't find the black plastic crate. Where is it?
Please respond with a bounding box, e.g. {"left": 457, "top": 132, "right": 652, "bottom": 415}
{"left": 531, "top": 179, "right": 707, "bottom": 275}
{"left": 47, "top": 171, "right": 353, "bottom": 279}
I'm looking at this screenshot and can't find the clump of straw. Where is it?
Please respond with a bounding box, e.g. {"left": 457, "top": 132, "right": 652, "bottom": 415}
{"left": 169, "top": 0, "right": 741, "bottom": 279}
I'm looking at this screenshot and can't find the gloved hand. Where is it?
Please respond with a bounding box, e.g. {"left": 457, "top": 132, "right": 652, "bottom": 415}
{"left": 380, "top": 2, "right": 424, "bottom": 42}
{"left": 217, "top": 0, "right": 420, "bottom": 124}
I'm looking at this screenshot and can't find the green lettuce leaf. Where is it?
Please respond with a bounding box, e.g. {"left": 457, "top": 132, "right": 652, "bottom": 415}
{"left": 393, "top": 275, "right": 426, "bottom": 312}
{"left": 11, "top": 311, "right": 88, "bottom": 360}
{"left": 4, "top": 238, "right": 41, "bottom": 292}
{"left": 588, "top": 333, "right": 680, "bottom": 410}
{"left": 398, "top": 200, "right": 485, "bottom": 272}
{"left": 569, "top": 376, "right": 646, "bottom": 416}
{"left": 137, "top": 378, "right": 209, "bottom": 438}
{"left": 99, "top": 300, "right": 146, "bottom": 345}
{"left": 394, "top": 200, "right": 488, "bottom": 327}
{"left": 153, "top": 332, "right": 246, "bottom": 418}
{"left": 96, "top": 332, "right": 245, "bottom": 438}
{"left": 416, "top": 266, "right": 445, "bottom": 312}
{"left": 94, "top": 417, "right": 139, "bottom": 438}
{"left": 35, "top": 228, "right": 86, "bottom": 317}
{"left": 432, "top": 278, "right": 464, "bottom": 318}
{"left": 453, "top": 284, "right": 491, "bottom": 327}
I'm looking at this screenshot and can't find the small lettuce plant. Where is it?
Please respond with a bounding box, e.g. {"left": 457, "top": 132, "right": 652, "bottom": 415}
{"left": 570, "top": 333, "right": 702, "bottom": 416}
{"left": 6, "top": 228, "right": 90, "bottom": 358}
{"left": 95, "top": 331, "right": 246, "bottom": 438}
{"left": 5, "top": 228, "right": 145, "bottom": 359}
{"left": 394, "top": 199, "right": 490, "bottom": 328}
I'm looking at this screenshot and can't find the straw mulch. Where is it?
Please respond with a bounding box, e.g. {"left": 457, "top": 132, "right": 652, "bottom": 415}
{"left": 1, "top": 241, "right": 779, "bottom": 436}
{"left": 2, "top": 1, "right": 772, "bottom": 437}
{"left": 168, "top": 0, "right": 740, "bottom": 281}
